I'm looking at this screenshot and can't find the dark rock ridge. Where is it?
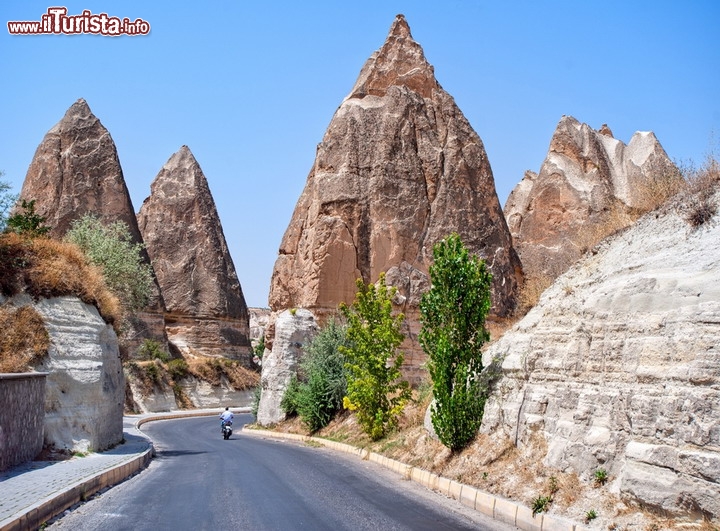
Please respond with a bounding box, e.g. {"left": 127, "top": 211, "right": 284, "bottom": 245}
{"left": 137, "top": 146, "right": 251, "bottom": 362}
{"left": 269, "top": 15, "right": 521, "bottom": 379}
{"left": 504, "top": 115, "right": 677, "bottom": 283}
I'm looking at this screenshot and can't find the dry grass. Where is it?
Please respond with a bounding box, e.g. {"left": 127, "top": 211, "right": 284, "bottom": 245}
{"left": 682, "top": 155, "right": 720, "bottom": 228}
{"left": 515, "top": 274, "right": 553, "bottom": 316}
{"left": 186, "top": 357, "right": 260, "bottom": 390}
{"left": 0, "top": 304, "right": 49, "bottom": 372}
{"left": 0, "top": 233, "right": 122, "bottom": 329}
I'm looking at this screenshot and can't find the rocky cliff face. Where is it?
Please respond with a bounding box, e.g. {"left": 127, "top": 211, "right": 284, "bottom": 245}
{"left": 256, "top": 309, "right": 318, "bottom": 426}
{"left": 482, "top": 186, "right": 720, "bottom": 518}
{"left": 269, "top": 15, "right": 521, "bottom": 378}
{"left": 137, "top": 146, "right": 251, "bottom": 363}
{"left": 1, "top": 294, "right": 124, "bottom": 452}
{"left": 504, "top": 116, "right": 676, "bottom": 282}
{"left": 17, "top": 99, "right": 166, "bottom": 355}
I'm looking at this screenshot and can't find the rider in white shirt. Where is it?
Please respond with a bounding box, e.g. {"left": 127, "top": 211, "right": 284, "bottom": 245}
{"left": 220, "top": 407, "right": 234, "bottom": 428}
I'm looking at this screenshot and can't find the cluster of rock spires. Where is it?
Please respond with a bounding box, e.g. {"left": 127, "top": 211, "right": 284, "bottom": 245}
{"left": 504, "top": 115, "right": 677, "bottom": 282}
{"left": 16, "top": 99, "right": 253, "bottom": 394}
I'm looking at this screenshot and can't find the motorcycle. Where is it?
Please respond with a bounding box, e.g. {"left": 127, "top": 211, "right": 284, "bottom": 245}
{"left": 221, "top": 419, "right": 233, "bottom": 440}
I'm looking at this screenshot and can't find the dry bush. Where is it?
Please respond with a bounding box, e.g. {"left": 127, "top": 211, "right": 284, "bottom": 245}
{"left": 0, "top": 304, "right": 49, "bottom": 372}
{"left": 186, "top": 357, "right": 259, "bottom": 390}
{"left": 634, "top": 166, "right": 686, "bottom": 213}
{"left": 0, "top": 233, "right": 122, "bottom": 329}
{"left": 683, "top": 155, "right": 720, "bottom": 228}
{"left": 576, "top": 200, "right": 639, "bottom": 255}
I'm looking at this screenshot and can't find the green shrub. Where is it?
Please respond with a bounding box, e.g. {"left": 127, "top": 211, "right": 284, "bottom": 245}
{"left": 167, "top": 358, "right": 188, "bottom": 380}
{"left": 5, "top": 199, "right": 50, "bottom": 237}
{"left": 137, "top": 339, "right": 171, "bottom": 362}
{"left": 0, "top": 174, "right": 17, "bottom": 232}
{"left": 251, "top": 384, "right": 262, "bottom": 418}
{"left": 280, "top": 374, "right": 301, "bottom": 416}
{"left": 532, "top": 495, "right": 552, "bottom": 516}
{"left": 340, "top": 274, "right": 410, "bottom": 441}
{"left": 419, "top": 233, "right": 493, "bottom": 451}
{"left": 594, "top": 468, "right": 608, "bottom": 486}
{"left": 292, "top": 319, "right": 349, "bottom": 432}
{"left": 65, "top": 214, "right": 153, "bottom": 313}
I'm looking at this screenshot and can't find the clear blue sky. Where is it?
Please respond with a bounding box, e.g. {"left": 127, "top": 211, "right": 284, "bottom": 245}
{"left": 1, "top": 2, "right": 718, "bottom": 308}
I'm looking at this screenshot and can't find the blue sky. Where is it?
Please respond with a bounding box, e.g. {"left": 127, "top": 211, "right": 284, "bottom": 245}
{"left": 1, "top": 2, "right": 718, "bottom": 308}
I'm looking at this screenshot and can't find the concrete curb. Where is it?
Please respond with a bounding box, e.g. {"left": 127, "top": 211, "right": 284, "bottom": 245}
{"left": 0, "top": 408, "right": 249, "bottom": 531}
{"left": 241, "top": 427, "right": 590, "bottom": 531}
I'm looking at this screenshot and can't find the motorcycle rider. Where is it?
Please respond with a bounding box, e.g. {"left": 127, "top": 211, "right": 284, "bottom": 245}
{"left": 220, "top": 407, "right": 234, "bottom": 431}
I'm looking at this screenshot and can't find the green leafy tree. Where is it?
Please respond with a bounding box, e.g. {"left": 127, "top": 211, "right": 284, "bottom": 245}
{"left": 419, "top": 233, "right": 493, "bottom": 451}
{"left": 5, "top": 199, "right": 50, "bottom": 237}
{"left": 65, "top": 214, "right": 153, "bottom": 313}
{"left": 0, "top": 173, "right": 18, "bottom": 232}
{"left": 286, "top": 319, "right": 349, "bottom": 432}
{"left": 340, "top": 273, "right": 411, "bottom": 441}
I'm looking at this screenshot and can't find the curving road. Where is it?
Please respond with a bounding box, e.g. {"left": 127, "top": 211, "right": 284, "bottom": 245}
{"left": 48, "top": 414, "right": 512, "bottom": 530}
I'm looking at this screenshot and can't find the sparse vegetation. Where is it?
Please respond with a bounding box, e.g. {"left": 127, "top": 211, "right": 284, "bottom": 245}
{"left": 4, "top": 199, "right": 50, "bottom": 237}
{"left": 137, "top": 339, "right": 171, "bottom": 363}
{"left": 340, "top": 274, "right": 411, "bottom": 441}
{"left": 683, "top": 155, "right": 719, "bottom": 228}
{"left": 0, "top": 173, "right": 17, "bottom": 232}
{"left": 420, "top": 233, "right": 493, "bottom": 452}
{"left": 0, "top": 232, "right": 122, "bottom": 328}
{"left": 532, "top": 494, "right": 552, "bottom": 515}
{"left": 585, "top": 509, "right": 598, "bottom": 523}
{"left": 0, "top": 305, "right": 49, "bottom": 372}
{"left": 594, "top": 467, "right": 608, "bottom": 486}
{"left": 516, "top": 273, "right": 553, "bottom": 315}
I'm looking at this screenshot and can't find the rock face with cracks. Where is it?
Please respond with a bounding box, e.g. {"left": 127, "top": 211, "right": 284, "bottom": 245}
{"left": 256, "top": 309, "right": 318, "bottom": 426}
{"left": 482, "top": 188, "right": 720, "bottom": 519}
{"left": 269, "top": 15, "right": 521, "bottom": 380}
{"left": 504, "top": 115, "right": 676, "bottom": 282}
{"left": 137, "top": 146, "right": 251, "bottom": 363}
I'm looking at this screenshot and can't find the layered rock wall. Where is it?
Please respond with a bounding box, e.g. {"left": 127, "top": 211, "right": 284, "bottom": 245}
{"left": 0, "top": 372, "right": 47, "bottom": 471}
{"left": 483, "top": 189, "right": 720, "bottom": 518}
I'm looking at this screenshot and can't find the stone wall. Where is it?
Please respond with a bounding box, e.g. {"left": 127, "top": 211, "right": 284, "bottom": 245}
{"left": 0, "top": 372, "right": 47, "bottom": 471}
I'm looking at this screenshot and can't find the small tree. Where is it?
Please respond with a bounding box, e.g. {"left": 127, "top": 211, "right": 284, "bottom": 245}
{"left": 65, "top": 214, "right": 153, "bottom": 313}
{"left": 292, "top": 319, "right": 349, "bottom": 432}
{"left": 5, "top": 199, "right": 50, "bottom": 237}
{"left": 420, "top": 233, "right": 493, "bottom": 451}
{"left": 340, "top": 273, "right": 410, "bottom": 441}
{"left": 0, "top": 173, "right": 18, "bottom": 232}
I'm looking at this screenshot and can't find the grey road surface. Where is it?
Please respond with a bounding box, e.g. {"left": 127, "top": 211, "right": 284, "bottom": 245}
{"left": 48, "top": 415, "right": 514, "bottom": 530}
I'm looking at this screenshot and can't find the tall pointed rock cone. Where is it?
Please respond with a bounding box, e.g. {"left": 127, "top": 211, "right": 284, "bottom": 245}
{"left": 18, "top": 98, "right": 167, "bottom": 357}
{"left": 504, "top": 115, "right": 678, "bottom": 284}
{"left": 137, "top": 146, "right": 251, "bottom": 363}
{"left": 269, "top": 15, "right": 521, "bottom": 380}
{"left": 19, "top": 99, "right": 143, "bottom": 241}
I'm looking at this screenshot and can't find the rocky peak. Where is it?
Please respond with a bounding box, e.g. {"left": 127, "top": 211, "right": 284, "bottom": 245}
{"left": 138, "top": 146, "right": 247, "bottom": 320}
{"left": 137, "top": 146, "right": 251, "bottom": 362}
{"left": 504, "top": 115, "right": 676, "bottom": 282}
{"left": 270, "top": 16, "right": 521, "bottom": 380}
{"left": 18, "top": 99, "right": 142, "bottom": 243}
{"left": 349, "top": 14, "right": 439, "bottom": 99}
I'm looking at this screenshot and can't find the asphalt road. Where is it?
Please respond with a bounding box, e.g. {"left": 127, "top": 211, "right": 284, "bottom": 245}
{"left": 48, "top": 415, "right": 512, "bottom": 530}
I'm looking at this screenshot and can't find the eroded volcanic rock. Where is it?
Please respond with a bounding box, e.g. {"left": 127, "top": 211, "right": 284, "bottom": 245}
{"left": 18, "top": 99, "right": 166, "bottom": 356}
{"left": 18, "top": 99, "right": 143, "bottom": 241}
{"left": 482, "top": 185, "right": 720, "bottom": 518}
{"left": 269, "top": 15, "right": 521, "bottom": 377}
{"left": 137, "top": 146, "right": 251, "bottom": 362}
{"left": 504, "top": 115, "right": 676, "bottom": 282}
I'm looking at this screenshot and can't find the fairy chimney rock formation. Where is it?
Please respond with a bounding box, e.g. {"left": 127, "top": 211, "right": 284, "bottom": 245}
{"left": 269, "top": 15, "right": 521, "bottom": 377}
{"left": 137, "top": 146, "right": 251, "bottom": 362}
{"left": 18, "top": 99, "right": 143, "bottom": 241}
{"left": 504, "top": 115, "right": 676, "bottom": 282}
{"left": 18, "top": 99, "right": 166, "bottom": 354}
